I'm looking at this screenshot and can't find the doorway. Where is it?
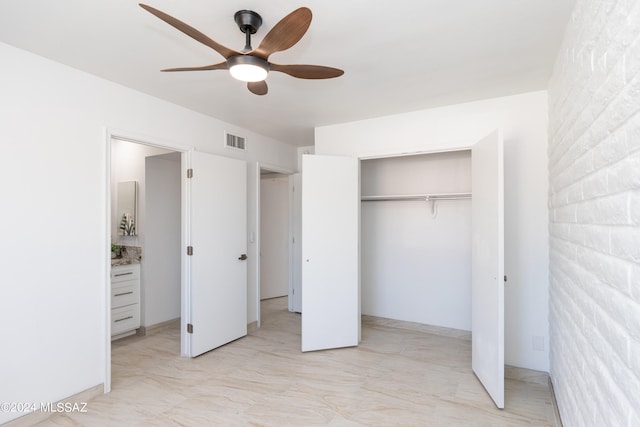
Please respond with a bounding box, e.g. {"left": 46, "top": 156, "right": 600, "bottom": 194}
{"left": 255, "top": 165, "right": 295, "bottom": 326}
{"left": 106, "top": 134, "right": 185, "bottom": 393}
{"left": 360, "top": 150, "right": 472, "bottom": 330}
{"left": 259, "top": 171, "right": 290, "bottom": 300}
{"left": 106, "top": 133, "right": 251, "bottom": 392}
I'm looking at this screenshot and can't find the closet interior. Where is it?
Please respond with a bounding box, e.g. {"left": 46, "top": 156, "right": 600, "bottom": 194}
{"left": 361, "top": 149, "right": 473, "bottom": 331}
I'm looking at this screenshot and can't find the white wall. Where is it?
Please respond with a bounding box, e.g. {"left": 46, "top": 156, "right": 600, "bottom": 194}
{"left": 547, "top": 1, "right": 640, "bottom": 425}
{"left": 361, "top": 151, "right": 472, "bottom": 330}
{"left": 315, "top": 91, "right": 550, "bottom": 371}
{"left": 145, "top": 153, "right": 181, "bottom": 326}
{"left": 260, "top": 176, "right": 290, "bottom": 300}
{"left": 0, "top": 41, "right": 296, "bottom": 424}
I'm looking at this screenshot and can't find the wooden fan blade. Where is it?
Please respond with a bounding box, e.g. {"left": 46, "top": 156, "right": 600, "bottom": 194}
{"left": 270, "top": 63, "right": 344, "bottom": 79}
{"left": 247, "top": 81, "right": 268, "bottom": 95}
{"left": 251, "top": 7, "right": 312, "bottom": 60}
{"left": 161, "top": 62, "right": 228, "bottom": 72}
{"left": 139, "top": 3, "right": 241, "bottom": 59}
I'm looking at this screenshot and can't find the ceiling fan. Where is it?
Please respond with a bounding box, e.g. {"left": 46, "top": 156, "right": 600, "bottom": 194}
{"left": 139, "top": 4, "right": 344, "bottom": 95}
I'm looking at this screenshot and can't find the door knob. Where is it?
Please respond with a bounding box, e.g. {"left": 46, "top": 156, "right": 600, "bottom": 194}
{"left": 238, "top": 254, "right": 248, "bottom": 261}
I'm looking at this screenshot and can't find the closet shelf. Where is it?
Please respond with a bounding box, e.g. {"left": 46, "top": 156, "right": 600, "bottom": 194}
{"left": 361, "top": 193, "right": 471, "bottom": 202}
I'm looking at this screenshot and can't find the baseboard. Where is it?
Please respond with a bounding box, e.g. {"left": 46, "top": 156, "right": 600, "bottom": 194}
{"left": 247, "top": 321, "right": 258, "bottom": 333}
{"left": 362, "top": 315, "right": 471, "bottom": 340}
{"left": 548, "top": 377, "right": 564, "bottom": 427}
{"left": 502, "top": 366, "right": 562, "bottom": 427}
{"left": 4, "top": 384, "right": 103, "bottom": 426}
{"left": 504, "top": 365, "right": 549, "bottom": 386}
{"left": 137, "top": 318, "right": 180, "bottom": 337}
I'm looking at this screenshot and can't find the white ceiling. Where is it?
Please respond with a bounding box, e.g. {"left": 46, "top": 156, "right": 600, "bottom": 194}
{"left": 0, "top": 0, "right": 575, "bottom": 147}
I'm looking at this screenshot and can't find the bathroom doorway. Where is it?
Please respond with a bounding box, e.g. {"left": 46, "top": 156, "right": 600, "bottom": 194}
{"left": 107, "top": 135, "right": 185, "bottom": 392}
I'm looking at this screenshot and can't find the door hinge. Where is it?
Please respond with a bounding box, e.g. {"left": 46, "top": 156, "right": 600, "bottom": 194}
{"left": 187, "top": 168, "right": 193, "bottom": 178}
{"left": 187, "top": 246, "right": 193, "bottom": 256}
{"left": 504, "top": 275, "right": 508, "bottom": 283}
{"left": 187, "top": 323, "right": 193, "bottom": 334}
{"left": 292, "top": 236, "right": 295, "bottom": 244}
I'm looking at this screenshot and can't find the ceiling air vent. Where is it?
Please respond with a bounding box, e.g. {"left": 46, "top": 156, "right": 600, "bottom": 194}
{"left": 225, "top": 132, "right": 246, "bottom": 151}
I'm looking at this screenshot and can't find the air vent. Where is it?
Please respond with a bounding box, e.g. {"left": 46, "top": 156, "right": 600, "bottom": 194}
{"left": 225, "top": 132, "right": 246, "bottom": 151}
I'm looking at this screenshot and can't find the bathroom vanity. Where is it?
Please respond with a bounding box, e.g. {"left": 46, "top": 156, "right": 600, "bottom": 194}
{"left": 110, "top": 262, "right": 140, "bottom": 340}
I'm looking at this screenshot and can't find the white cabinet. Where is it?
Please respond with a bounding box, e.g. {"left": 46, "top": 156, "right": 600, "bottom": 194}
{"left": 111, "top": 263, "right": 140, "bottom": 339}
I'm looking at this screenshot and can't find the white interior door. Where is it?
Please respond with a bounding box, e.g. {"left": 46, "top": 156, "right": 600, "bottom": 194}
{"left": 188, "top": 151, "right": 247, "bottom": 357}
{"left": 301, "top": 155, "right": 359, "bottom": 352}
{"left": 471, "top": 129, "right": 505, "bottom": 408}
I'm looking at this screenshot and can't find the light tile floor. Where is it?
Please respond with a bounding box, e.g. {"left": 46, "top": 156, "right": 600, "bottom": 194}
{"left": 36, "top": 297, "right": 558, "bottom": 426}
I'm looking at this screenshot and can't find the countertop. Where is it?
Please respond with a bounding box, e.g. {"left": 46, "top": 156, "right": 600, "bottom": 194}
{"left": 111, "top": 258, "right": 140, "bottom": 267}
{"left": 111, "top": 245, "right": 142, "bottom": 267}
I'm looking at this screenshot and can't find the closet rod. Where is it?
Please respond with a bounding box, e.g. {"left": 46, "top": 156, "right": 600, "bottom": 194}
{"left": 361, "top": 193, "right": 471, "bottom": 202}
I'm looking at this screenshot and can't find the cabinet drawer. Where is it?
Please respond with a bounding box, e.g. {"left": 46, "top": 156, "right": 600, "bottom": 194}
{"left": 111, "top": 264, "right": 140, "bottom": 283}
{"left": 111, "top": 281, "right": 140, "bottom": 309}
{"left": 111, "top": 305, "right": 140, "bottom": 336}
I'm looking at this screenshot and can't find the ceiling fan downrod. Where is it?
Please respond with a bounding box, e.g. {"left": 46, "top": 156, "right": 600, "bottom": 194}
{"left": 234, "top": 10, "right": 262, "bottom": 52}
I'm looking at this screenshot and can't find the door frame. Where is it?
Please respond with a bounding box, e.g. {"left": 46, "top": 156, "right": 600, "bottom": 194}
{"left": 251, "top": 162, "right": 294, "bottom": 327}
{"left": 104, "top": 128, "right": 191, "bottom": 394}
{"left": 288, "top": 172, "right": 302, "bottom": 313}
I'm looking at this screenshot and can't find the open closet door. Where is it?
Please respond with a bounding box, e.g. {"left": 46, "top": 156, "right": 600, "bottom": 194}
{"left": 471, "top": 129, "right": 505, "bottom": 408}
{"left": 188, "top": 151, "right": 247, "bottom": 357}
{"left": 301, "top": 155, "right": 359, "bottom": 352}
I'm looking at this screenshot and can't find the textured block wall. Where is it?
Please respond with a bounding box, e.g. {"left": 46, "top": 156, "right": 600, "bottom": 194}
{"left": 548, "top": 0, "right": 640, "bottom": 426}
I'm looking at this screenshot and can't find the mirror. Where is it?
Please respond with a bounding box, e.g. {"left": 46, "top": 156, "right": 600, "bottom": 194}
{"left": 117, "top": 181, "right": 137, "bottom": 236}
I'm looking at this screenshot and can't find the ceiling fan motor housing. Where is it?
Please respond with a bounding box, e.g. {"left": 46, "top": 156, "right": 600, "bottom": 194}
{"left": 234, "top": 10, "right": 262, "bottom": 34}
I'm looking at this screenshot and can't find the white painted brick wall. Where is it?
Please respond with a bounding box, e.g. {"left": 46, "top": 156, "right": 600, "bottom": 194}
{"left": 548, "top": 0, "right": 640, "bottom": 426}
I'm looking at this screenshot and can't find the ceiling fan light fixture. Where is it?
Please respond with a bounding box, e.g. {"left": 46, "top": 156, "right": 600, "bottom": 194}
{"left": 227, "top": 55, "right": 269, "bottom": 82}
